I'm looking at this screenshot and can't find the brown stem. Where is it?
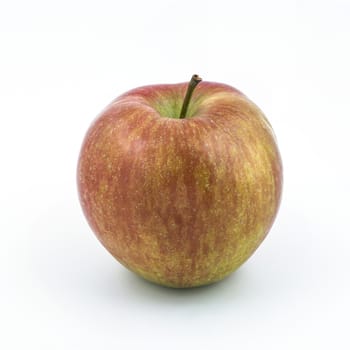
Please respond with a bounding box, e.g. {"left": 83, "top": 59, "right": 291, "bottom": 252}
{"left": 179, "top": 74, "right": 202, "bottom": 119}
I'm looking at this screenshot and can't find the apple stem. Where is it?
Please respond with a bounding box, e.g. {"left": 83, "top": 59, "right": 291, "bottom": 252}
{"left": 179, "top": 74, "right": 202, "bottom": 119}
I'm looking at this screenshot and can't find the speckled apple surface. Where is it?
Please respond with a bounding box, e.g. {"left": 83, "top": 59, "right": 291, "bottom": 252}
{"left": 77, "top": 80, "right": 283, "bottom": 288}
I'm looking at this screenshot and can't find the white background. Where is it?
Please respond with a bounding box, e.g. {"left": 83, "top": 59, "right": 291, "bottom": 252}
{"left": 1, "top": 0, "right": 349, "bottom": 349}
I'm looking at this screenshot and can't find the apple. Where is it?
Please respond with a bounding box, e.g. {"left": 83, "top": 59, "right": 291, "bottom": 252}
{"left": 77, "top": 75, "right": 283, "bottom": 288}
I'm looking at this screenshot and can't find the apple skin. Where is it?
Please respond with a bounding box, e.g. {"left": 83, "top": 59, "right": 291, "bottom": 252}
{"left": 77, "top": 80, "right": 283, "bottom": 288}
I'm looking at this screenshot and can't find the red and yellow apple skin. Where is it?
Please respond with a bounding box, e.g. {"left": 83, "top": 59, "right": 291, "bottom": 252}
{"left": 77, "top": 80, "right": 283, "bottom": 288}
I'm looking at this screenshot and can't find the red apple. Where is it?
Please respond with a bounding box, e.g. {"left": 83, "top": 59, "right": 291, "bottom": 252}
{"left": 77, "top": 75, "right": 283, "bottom": 288}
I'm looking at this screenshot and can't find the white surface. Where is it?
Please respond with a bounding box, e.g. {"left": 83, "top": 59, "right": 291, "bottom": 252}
{"left": 1, "top": 1, "right": 350, "bottom": 349}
